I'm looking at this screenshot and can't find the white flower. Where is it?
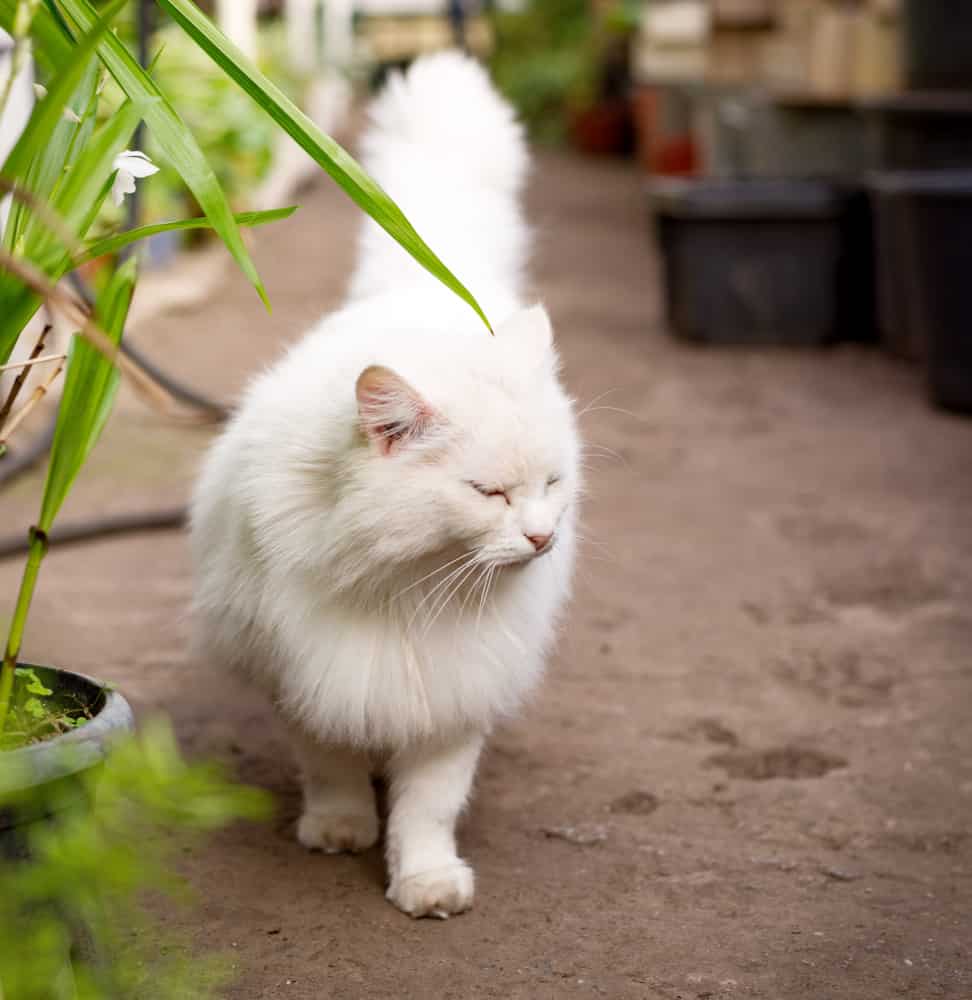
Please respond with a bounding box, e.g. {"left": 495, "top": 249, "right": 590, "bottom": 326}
{"left": 33, "top": 83, "right": 48, "bottom": 101}
{"left": 111, "top": 150, "right": 159, "bottom": 207}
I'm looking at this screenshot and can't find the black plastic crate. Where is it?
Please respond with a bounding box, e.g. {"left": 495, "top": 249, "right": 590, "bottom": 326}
{"left": 863, "top": 93, "right": 972, "bottom": 171}
{"left": 902, "top": 0, "right": 972, "bottom": 91}
{"left": 650, "top": 178, "right": 858, "bottom": 345}
{"left": 867, "top": 173, "right": 925, "bottom": 361}
{"left": 897, "top": 171, "right": 972, "bottom": 413}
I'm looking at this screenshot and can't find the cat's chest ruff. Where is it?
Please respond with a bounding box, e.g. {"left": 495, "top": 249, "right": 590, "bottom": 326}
{"left": 276, "top": 569, "right": 550, "bottom": 746}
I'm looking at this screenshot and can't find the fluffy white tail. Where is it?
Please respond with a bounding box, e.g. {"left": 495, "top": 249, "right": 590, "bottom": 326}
{"left": 360, "top": 52, "right": 528, "bottom": 197}
{"left": 350, "top": 53, "right": 530, "bottom": 306}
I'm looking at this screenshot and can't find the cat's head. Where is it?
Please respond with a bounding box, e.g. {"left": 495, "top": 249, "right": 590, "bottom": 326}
{"left": 348, "top": 305, "right": 579, "bottom": 577}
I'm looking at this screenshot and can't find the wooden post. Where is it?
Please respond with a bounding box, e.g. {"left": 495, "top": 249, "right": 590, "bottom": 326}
{"left": 216, "top": 0, "right": 260, "bottom": 62}
{"left": 322, "top": 0, "right": 354, "bottom": 69}
{"left": 0, "top": 28, "right": 35, "bottom": 237}
{"left": 286, "top": 0, "right": 320, "bottom": 74}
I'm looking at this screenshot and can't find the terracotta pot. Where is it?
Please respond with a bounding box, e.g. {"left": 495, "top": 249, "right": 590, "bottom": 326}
{"left": 568, "top": 99, "right": 635, "bottom": 157}
{"left": 632, "top": 88, "right": 700, "bottom": 176}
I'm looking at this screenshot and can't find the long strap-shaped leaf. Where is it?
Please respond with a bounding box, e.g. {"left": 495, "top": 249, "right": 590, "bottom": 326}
{"left": 0, "top": 102, "right": 141, "bottom": 364}
{"left": 0, "top": 0, "right": 124, "bottom": 185}
{"left": 79, "top": 206, "right": 297, "bottom": 263}
{"left": 0, "top": 0, "right": 72, "bottom": 76}
{"left": 53, "top": 0, "right": 270, "bottom": 308}
{"left": 39, "top": 256, "right": 137, "bottom": 532}
{"left": 157, "top": 0, "right": 493, "bottom": 333}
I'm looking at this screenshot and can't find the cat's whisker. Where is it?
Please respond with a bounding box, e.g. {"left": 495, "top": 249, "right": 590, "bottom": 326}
{"left": 476, "top": 565, "right": 497, "bottom": 632}
{"left": 392, "top": 550, "right": 474, "bottom": 603}
{"left": 413, "top": 555, "right": 475, "bottom": 617}
{"left": 577, "top": 550, "right": 616, "bottom": 566}
{"left": 582, "top": 443, "right": 626, "bottom": 465}
{"left": 576, "top": 387, "right": 624, "bottom": 419}
{"left": 574, "top": 530, "right": 613, "bottom": 554}
{"left": 575, "top": 535, "right": 618, "bottom": 566}
{"left": 415, "top": 553, "right": 480, "bottom": 626}
{"left": 421, "top": 557, "right": 483, "bottom": 636}
{"left": 451, "top": 563, "right": 491, "bottom": 640}
{"left": 579, "top": 404, "right": 640, "bottom": 420}
{"left": 405, "top": 552, "right": 479, "bottom": 633}
{"left": 456, "top": 561, "right": 491, "bottom": 622}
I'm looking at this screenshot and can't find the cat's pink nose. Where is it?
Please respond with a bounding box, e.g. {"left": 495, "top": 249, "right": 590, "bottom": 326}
{"left": 526, "top": 532, "right": 553, "bottom": 553}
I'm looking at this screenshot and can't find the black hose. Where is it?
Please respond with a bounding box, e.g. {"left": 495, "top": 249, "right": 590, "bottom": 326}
{"left": 66, "top": 271, "right": 231, "bottom": 419}
{"left": 119, "top": 339, "right": 230, "bottom": 420}
{"left": 0, "top": 410, "right": 56, "bottom": 487}
{"left": 0, "top": 505, "right": 186, "bottom": 560}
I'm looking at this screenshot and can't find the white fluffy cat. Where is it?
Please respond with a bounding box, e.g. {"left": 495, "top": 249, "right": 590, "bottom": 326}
{"left": 190, "top": 53, "right": 580, "bottom": 918}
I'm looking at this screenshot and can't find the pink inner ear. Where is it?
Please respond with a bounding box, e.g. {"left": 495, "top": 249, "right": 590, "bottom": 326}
{"left": 356, "top": 365, "right": 434, "bottom": 456}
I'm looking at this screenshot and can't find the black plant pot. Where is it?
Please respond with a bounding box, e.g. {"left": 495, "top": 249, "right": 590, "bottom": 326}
{"left": 903, "top": 172, "right": 972, "bottom": 414}
{"left": 1, "top": 665, "right": 134, "bottom": 860}
{"left": 868, "top": 173, "right": 925, "bottom": 361}
{"left": 902, "top": 0, "right": 972, "bottom": 91}
{"left": 650, "top": 178, "right": 857, "bottom": 345}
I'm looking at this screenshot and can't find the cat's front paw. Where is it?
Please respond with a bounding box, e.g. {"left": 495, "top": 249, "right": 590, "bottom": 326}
{"left": 386, "top": 862, "right": 475, "bottom": 919}
{"left": 296, "top": 807, "right": 379, "bottom": 854}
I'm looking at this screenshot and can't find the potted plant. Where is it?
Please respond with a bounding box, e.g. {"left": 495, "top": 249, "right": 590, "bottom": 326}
{"left": 566, "top": 1, "right": 639, "bottom": 157}
{"left": 1, "top": 715, "right": 271, "bottom": 995}
{"left": 491, "top": 0, "right": 637, "bottom": 154}
{"left": 2, "top": 0, "right": 493, "bottom": 988}
{"left": 0, "top": 0, "right": 491, "bottom": 871}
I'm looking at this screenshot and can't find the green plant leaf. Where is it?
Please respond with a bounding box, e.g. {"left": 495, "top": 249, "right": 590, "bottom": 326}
{"left": 54, "top": 0, "right": 270, "bottom": 308}
{"left": 38, "top": 256, "right": 137, "bottom": 533}
{"left": 0, "top": 0, "right": 124, "bottom": 184}
{"left": 22, "top": 697, "right": 44, "bottom": 719}
{"left": 16, "top": 666, "right": 53, "bottom": 697}
{"left": 156, "top": 0, "right": 493, "bottom": 332}
{"left": 0, "top": 2, "right": 128, "bottom": 365}
{"left": 2, "top": 60, "right": 99, "bottom": 257}
{"left": 55, "top": 99, "right": 142, "bottom": 240}
{"left": 0, "top": 0, "right": 73, "bottom": 75}
{"left": 79, "top": 205, "right": 298, "bottom": 262}
{"left": 0, "top": 101, "right": 141, "bottom": 365}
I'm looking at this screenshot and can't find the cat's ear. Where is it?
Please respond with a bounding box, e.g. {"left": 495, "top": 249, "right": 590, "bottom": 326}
{"left": 496, "top": 304, "right": 554, "bottom": 365}
{"left": 356, "top": 365, "right": 436, "bottom": 456}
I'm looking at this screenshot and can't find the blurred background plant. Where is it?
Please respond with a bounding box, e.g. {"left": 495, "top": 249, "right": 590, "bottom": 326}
{"left": 490, "top": 0, "right": 640, "bottom": 147}
{"left": 0, "top": 721, "right": 270, "bottom": 999}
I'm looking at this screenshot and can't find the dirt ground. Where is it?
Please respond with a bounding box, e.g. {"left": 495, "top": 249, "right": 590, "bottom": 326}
{"left": 3, "top": 153, "right": 972, "bottom": 999}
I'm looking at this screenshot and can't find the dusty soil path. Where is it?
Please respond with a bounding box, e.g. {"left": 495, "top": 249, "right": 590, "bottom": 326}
{"left": 3, "top": 154, "right": 971, "bottom": 999}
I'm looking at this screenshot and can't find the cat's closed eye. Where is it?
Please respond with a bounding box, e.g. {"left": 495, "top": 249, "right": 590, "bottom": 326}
{"left": 546, "top": 474, "right": 561, "bottom": 487}
{"left": 469, "top": 482, "right": 510, "bottom": 504}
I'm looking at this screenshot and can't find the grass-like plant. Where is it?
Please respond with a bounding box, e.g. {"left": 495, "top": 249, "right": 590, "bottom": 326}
{"left": 0, "top": 0, "right": 492, "bottom": 742}
{"left": 0, "top": 720, "right": 271, "bottom": 997}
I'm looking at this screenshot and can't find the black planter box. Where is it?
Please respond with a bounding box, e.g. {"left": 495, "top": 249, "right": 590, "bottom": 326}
{"left": 867, "top": 173, "right": 926, "bottom": 361}
{"left": 903, "top": 0, "right": 972, "bottom": 91}
{"left": 650, "top": 178, "right": 866, "bottom": 345}
{"left": 864, "top": 93, "right": 972, "bottom": 172}
{"left": 898, "top": 171, "right": 972, "bottom": 413}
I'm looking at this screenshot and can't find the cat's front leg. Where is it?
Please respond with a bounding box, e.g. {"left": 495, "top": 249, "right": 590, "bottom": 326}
{"left": 384, "top": 732, "right": 484, "bottom": 918}
{"left": 290, "top": 728, "right": 378, "bottom": 854}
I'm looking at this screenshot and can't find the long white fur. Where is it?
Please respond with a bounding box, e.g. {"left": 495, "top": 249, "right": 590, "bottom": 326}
{"left": 190, "top": 52, "right": 580, "bottom": 918}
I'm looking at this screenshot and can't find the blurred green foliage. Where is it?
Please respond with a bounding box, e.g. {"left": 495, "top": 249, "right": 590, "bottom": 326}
{"left": 490, "top": 0, "right": 593, "bottom": 145}
{"left": 490, "top": 0, "right": 640, "bottom": 145}
{"left": 0, "top": 721, "right": 271, "bottom": 999}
